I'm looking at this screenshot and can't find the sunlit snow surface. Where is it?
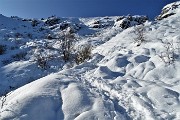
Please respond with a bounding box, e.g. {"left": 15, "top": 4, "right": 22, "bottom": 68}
{"left": 0, "top": 2, "right": 180, "bottom": 120}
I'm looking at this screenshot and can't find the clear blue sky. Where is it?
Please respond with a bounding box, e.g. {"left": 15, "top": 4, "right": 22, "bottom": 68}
{"left": 0, "top": 0, "right": 178, "bottom": 19}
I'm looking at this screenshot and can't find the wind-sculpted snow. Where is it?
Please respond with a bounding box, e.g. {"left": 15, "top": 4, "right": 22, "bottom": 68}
{"left": 0, "top": 1, "right": 180, "bottom": 120}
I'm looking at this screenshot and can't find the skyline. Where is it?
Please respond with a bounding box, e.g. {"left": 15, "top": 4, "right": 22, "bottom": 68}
{"left": 0, "top": 0, "right": 178, "bottom": 19}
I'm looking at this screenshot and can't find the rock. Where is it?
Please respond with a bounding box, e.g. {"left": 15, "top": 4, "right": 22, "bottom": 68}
{"left": 156, "top": 2, "right": 180, "bottom": 20}
{"left": 60, "top": 23, "right": 69, "bottom": 30}
{"left": 45, "top": 16, "right": 60, "bottom": 26}
{"left": 114, "top": 15, "right": 148, "bottom": 29}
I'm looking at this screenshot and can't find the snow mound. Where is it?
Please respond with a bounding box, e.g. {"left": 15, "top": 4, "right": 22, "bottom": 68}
{"left": 1, "top": 1, "right": 180, "bottom": 120}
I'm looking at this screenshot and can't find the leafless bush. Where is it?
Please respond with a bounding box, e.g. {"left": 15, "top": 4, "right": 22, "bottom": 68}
{"left": 46, "top": 34, "right": 54, "bottom": 40}
{"left": 36, "top": 56, "right": 48, "bottom": 69}
{"left": 12, "top": 52, "right": 26, "bottom": 61}
{"left": 10, "top": 46, "right": 18, "bottom": 50}
{"left": 31, "top": 19, "right": 39, "bottom": 27}
{"left": 1, "top": 94, "right": 7, "bottom": 109}
{"left": 27, "top": 33, "right": 33, "bottom": 39}
{"left": 75, "top": 44, "right": 92, "bottom": 64}
{"left": 0, "top": 45, "right": 6, "bottom": 55}
{"left": 33, "top": 48, "right": 50, "bottom": 69}
{"left": 1, "top": 52, "right": 26, "bottom": 65}
{"left": 159, "top": 41, "right": 176, "bottom": 65}
{"left": 133, "top": 24, "right": 145, "bottom": 46}
{"left": 1, "top": 90, "right": 13, "bottom": 109}
{"left": 1, "top": 59, "right": 11, "bottom": 65}
{"left": 60, "top": 32, "right": 75, "bottom": 62}
{"left": 14, "top": 32, "right": 23, "bottom": 38}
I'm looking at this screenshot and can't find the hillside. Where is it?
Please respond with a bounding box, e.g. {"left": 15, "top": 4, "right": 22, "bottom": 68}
{"left": 0, "top": 1, "right": 180, "bottom": 120}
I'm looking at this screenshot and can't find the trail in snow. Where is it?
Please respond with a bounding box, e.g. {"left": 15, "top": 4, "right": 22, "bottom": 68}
{"left": 0, "top": 1, "right": 180, "bottom": 120}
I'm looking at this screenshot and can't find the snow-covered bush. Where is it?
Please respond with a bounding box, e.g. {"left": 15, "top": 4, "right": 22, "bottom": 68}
{"left": 159, "top": 41, "right": 179, "bottom": 65}
{"left": 32, "top": 48, "right": 50, "bottom": 69}
{"left": 75, "top": 44, "right": 92, "bottom": 64}
{"left": 133, "top": 24, "right": 146, "bottom": 46}
{"left": 60, "top": 32, "right": 75, "bottom": 62}
{"left": 36, "top": 56, "right": 48, "bottom": 69}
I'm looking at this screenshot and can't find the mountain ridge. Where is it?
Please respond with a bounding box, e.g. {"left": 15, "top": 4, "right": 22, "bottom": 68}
{"left": 0, "top": 1, "right": 180, "bottom": 120}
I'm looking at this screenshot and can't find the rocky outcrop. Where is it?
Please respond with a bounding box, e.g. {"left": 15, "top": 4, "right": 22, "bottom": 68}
{"left": 89, "top": 15, "right": 148, "bottom": 29}
{"left": 114, "top": 15, "right": 148, "bottom": 29}
{"left": 59, "top": 23, "right": 81, "bottom": 33}
{"left": 45, "top": 16, "right": 60, "bottom": 26}
{"left": 156, "top": 2, "right": 180, "bottom": 20}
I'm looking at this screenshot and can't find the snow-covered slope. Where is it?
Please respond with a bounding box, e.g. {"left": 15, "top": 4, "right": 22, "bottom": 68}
{"left": 156, "top": 1, "right": 180, "bottom": 20}
{"left": 0, "top": 1, "right": 180, "bottom": 120}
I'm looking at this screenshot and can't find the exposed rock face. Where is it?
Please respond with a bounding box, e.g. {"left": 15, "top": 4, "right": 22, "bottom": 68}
{"left": 59, "top": 23, "right": 81, "bottom": 33}
{"left": 60, "top": 23, "right": 69, "bottom": 30}
{"left": 156, "top": 2, "right": 180, "bottom": 20}
{"left": 114, "top": 15, "right": 148, "bottom": 29}
{"left": 90, "top": 15, "right": 148, "bottom": 29}
{"left": 45, "top": 16, "right": 60, "bottom": 26}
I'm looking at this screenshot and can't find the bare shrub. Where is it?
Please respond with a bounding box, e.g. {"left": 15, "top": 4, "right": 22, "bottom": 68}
{"left": 1, "top": 90, "right": 13, "bottom": 109}
{"left": 1, "top": 59, "right": 11, "bottom": 65}
{"left": 60, "top": 32, "right": 75, "bottom": 62}
{"left": 46, "top": 34, "right": 55, "bottom": 40}
{"left": 0, "top": 45, "right": 6, "bottom": 55}
{"left": 33, "top": 48, "right": 49, "bottom": 69}
{"left": 12, "top": 52, "right": 26, "bottom": 61}
{"left": 27, "top": 33, "right": 33, "bottom": 39}
{"left": 1, "top": 92, "right": 7, "bottom": 109}
{"left": 10, "top": 46, "right": 18, "bottom": 50}
{"left": 36, "top": 56, "right": 48, "bottom": 69}
{"left": 75, "top": 44, "right": 92, "bottom": 64}
{"left": 159, "top": 41, "right": 176, "bottom": 65}
{"left": 1, "top": 52, "right": 26, "bottom": 65}
{"left": 133, "top": 24, "right": 145, "bottom": 46}
{"left": 14, "top": 33, "right": 23, "bottom": 38}
{"left": 31, "top": 19, "right": 39, "bottom": 27}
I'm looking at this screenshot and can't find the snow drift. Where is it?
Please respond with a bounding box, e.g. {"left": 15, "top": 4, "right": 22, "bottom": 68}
{"left": 0, "top": 1, "right": 180, "bottom": 120}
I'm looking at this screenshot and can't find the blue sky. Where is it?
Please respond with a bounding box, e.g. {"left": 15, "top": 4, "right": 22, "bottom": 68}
{"left": 0, "top": 0, "right": 178, "bottom": 19}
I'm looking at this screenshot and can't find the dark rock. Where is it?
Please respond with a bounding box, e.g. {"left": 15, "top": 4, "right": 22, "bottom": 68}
{"left": 117, "top": 16, "right": 148, "bottom": 29}
{"left": 60, "top": 23, "right": 69, "bottom": 30}
{"left": 45, "top": 16, "right": 60, "bottom": 26}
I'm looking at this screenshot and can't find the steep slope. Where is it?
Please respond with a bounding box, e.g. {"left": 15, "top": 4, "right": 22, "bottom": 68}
{"left": 0, "top": 1, "right": 180, "bottom": 120}
{"left": 0, "top": 14, "right": 147, "bottom": 96}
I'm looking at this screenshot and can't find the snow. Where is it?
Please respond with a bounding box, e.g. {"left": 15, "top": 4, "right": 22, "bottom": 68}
{"left": 0, "top": 1, "right": 180, "bottom": 120}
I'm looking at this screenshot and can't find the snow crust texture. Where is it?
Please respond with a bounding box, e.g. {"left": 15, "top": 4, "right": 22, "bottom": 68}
{"left": 0, "top": 1, "right": 180, "bottom": 120}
